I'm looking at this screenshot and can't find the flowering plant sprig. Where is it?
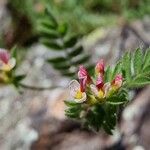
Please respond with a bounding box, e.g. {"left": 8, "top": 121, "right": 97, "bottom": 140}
{"left": 65, "top": 48, "right": 150, "bottom": 134}
{"left": 0, "top": 48, "right": 25, "bottom": 88}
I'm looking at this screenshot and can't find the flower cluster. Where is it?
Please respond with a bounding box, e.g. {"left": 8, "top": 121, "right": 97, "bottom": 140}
{"left": 69, "top": 59, "right": 123, "bottom": 104}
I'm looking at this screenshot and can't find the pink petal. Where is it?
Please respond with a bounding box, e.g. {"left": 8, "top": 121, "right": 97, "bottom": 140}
{"left": 79, "top": 77, "right": 87, "bottom": 92}
{"left": 0, "top": 49, "right": 10, "bottom": 64}
{"left": 69, "top": 80, "right": 80, "bottom": 97}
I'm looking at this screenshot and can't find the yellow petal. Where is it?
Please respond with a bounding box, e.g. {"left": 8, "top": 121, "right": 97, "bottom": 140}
{"left": 1, "top": 64, "right": 11, "bottom": 71}
{"left": 98, "top": 89, "right": 104, "bottom": 98}
{"left": 75, "top": 90, "right": 83, "bottom": 99}
{"left": 74, "top": 92, "right": 87, "bottom": 103}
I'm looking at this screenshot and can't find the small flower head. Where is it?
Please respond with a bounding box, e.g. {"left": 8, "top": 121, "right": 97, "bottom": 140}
{"left": 111, "top": 74, "right": 123, "bottom": 90}
{"left": 78, "top": 65, "right": 91, "bottom": 84}
{"left": 95, "top": 59, "right": 104, "bottom": 76}
{"left": 90, "top": 74, "right": 112, "bottom": 100}
{"left": 69, "top": 80, "right": 86, "bottom": 103}
{"left": 0, "top": 49, "right": 16, "bottom": 72}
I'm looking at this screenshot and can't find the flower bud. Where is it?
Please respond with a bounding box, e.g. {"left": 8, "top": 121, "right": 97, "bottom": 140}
{"left": 78, "top": 65, "right": 91, "bottom": 84}
{"left": 112, "top": 74, "right": 123, "bottom": 89}
{"left": 95, "top": 59, "right": 104, "bottom": 76}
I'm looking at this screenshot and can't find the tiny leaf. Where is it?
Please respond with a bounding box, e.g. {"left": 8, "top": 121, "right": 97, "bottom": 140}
{"left": 143, "top": 49, "right": 150, "bottom": 70}
{"left": 122, "top": 52, "right": 132, "bottom": 82}
{"left": 40, "top": 39, "right": 63, "bottom": 50}
{"left": 65, "top": 35, "right": 78, "bottom": 48}
{"left": 47, "top": 57, "right": 66, "bottom": 63}
{"left": 68, "top": 46, "right": 83, "bottom": 58}
{"left": 72, "top": 55, "right": 90, "bottom": 65}
{"left": 133, "top": 48, "right": 142, "bottom": 75}
{"left": 104, "top": 66, "right": 112, "bottom": 82}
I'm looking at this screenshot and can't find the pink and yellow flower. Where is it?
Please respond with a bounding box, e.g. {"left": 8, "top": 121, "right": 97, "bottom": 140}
{"left": 69, "top": 65, "right": 91, "bottom": 103}
{"left": 0, "top": 49, "right": 16, "bottom": 72}
{"left": 69, "top": 80, "right": 87, "bottom": 103}
{"left": 90, "top": 75, "right": 110, "bottom": 99}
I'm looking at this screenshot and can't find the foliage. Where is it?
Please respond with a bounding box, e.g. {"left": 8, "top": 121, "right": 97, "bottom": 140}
{"left": 65, "top": 48, "right": 150, "bottom": 134}
{"left": 38, "top": 7, "right": 93, "bottom": 78}
{"left": 42, "top": 0, "right": 150, "bottom": 34}
{"left": 8, "top": 0, "right": 34, "bottom": 20}
{"left": 122, "top": 48, "right": 150, "bottom": 88}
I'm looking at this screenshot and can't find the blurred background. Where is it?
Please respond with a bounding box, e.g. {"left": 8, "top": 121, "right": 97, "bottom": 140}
{"left": 0, "top": 0, "right": 150, "bottom": 150}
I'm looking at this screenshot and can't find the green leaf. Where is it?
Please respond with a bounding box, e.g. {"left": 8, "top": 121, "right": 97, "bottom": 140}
{"left": 143, "top": 49, "right": 150, "bottom": 70}
{"left": 38, "top": 19, "right": 57, "bottom": 29}
{"left": 104, "top": 66, "right": 112, "bottom": 82}
{"left": 38, "top": 26, "right": 59, "bottom": 39}
{"left": 52, "top": 63, "right": 70, "bottom": 70}
{"left": 10, "top": 46, "right": 18, "bottom": 69}
{"left": 102, "top": 104, "right": 117, "bottom": 134}
{"left": 86, "top": 106, "right": 104, "bottom": 131}
{"left": 105, "top": 105, "right": 117, "bottom": 127}
{"left": 45, "top": 7, "right": 58, "bottom": 26}
{"left": 65, "top": 35, "right": 78, "bottom": 48}
{"left": 128, "top": 75, "right": 150, "bottom": 88}
{"left": 47, "top": 57, "right": 66, "bottom": 63}
{"left": 122, "top": 52, "right": 132, "bottom": 82}
{"left": 102, "top": 122, "right": 113, "bottom": 135}
{"left": 106, "top": 96, "right": 127, "bottom": 105}
{"left": 106, "top": 88, "right": 128, "bottom": 105}
{"left": 58, "top": 23, "right": 68, "bottom": 36}
{"left": 64, "top": 100, "right": 80, "bottom": 107}
{"left": 65, "top": 106, "right": 81, "bottom": 113}
{"left": 65, "top": 102, "right": 82, "bottom": 119}
{"left": 14, "top": 75, "right": 26, "bottom": 82}
{"left": 112, "top": 61, "right": 122, "bottom": 80}
{"left": 65, "top": 112, "right": 80, "bottom": 118}
{"left": 40, "top": 39, "right": 63, "bottom": 50}
{"left": 11, "top": 45, "right": 17, "bottom": 58}
{"left": 133, "top": 48, "right": 142, "bottom": 75}
{"left": 72, "top": 55, "right": 90, "bottom": 65}
{"left": 68, "top": 46, "right": 83, "bottom": 58}
{"left": 13, "top": 75, "right": 26, "bottom": 87}
{"left": 143, "top": 65, "right": 150, "bottom": 74}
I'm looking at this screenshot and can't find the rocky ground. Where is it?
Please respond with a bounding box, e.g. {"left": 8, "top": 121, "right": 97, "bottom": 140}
{"left": 0, "top": 1, "right": 150, "bottom": 150}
